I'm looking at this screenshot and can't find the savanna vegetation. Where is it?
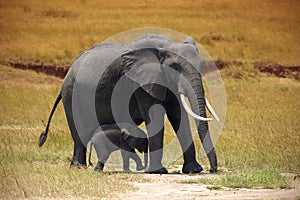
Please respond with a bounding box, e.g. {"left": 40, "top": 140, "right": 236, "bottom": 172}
{"left": 0, "top": 0, "right": 299, "bottom": 199}
{"left": 0, "top": 0, "right": 299, "bottom": 65}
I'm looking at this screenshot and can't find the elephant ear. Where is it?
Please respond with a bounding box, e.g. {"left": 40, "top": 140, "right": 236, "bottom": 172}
{"left": 121, "top": 49, "right": 167, "bottom": 102}
{"left": 183, "top": 36, "right": 199, "bottom": 54}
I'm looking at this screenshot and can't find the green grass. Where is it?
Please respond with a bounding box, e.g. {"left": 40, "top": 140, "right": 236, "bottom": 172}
{"left": 180, "top": 170, "right": 289, "bottom": 190}
{"left": 0, "top": 0, "right": 299, "bottom": 65}
{"left": 220, "top": 170, "right": 289, "bottom": 189}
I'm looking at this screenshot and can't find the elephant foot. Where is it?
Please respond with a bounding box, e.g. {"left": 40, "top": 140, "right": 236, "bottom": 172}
{"left": 70, "top": 157, "right": 87, "bottom": 169}
{"left": 136, "top": 165, "right": 145, "bottom": 171}
{"left": 94, "top": 161, "right": 104, "bottom": 172}
{"left": 123, "top": 168, "right": 132, "bottom": 173}
{"left": 209, "top": 167, "right": 218, "bottom": 173}
{"left": 145, "top": 165, "right": 168, "bottom": 174}
{"left": 182, "top": 161, "right": 203, "bottom": 174}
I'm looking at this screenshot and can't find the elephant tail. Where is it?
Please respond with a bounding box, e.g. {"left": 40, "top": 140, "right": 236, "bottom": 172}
{"left": 38, "top": 91, "right": 62, "bottom": 147}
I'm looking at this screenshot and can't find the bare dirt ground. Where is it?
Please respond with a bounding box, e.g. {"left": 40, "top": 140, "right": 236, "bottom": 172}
{"left": 7, "top": 59, "right": 300, "bottom": 80}
{"left": 113, "top": 172, "right": 300, "bottom": 200}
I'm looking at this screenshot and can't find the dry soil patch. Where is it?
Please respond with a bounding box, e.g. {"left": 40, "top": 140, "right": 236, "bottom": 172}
{"left": 113, "top": 172, "right": 300, "bottom": 200}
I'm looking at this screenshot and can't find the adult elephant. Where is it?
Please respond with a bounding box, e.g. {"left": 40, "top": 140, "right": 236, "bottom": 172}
{"left": 39, "top": 34, "right": 219, "bottom": 174}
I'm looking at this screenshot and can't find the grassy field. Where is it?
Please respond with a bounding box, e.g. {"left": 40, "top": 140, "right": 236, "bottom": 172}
{"left": 0, "top": 65, "right": 148, "bottom": 199}
{"left": 0, "top": 0, "right": 300, "bottom": 199}
{"left": 1, "top": 64, "right": 299, "bottom": 198}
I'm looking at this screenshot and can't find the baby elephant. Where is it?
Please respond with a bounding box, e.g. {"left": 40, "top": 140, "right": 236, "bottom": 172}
{"left": 89, "top": 123, "right": 148, "bottom": 172}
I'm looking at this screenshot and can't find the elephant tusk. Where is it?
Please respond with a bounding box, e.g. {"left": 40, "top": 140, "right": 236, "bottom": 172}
{"left": 180, "top": 94, "right": 213, "bottom": 121}
{"left": 205, "top": 97, "right": 220, "bottom": 122}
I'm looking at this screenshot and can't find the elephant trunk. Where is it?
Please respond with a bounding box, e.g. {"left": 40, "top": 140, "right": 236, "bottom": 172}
{"left": 186, "top": 73, "right": 218, "bottom": 173}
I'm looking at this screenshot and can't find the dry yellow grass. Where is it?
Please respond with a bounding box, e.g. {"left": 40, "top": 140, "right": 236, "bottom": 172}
{"left": 0, "top": 0, "right": 299, "bottom": 65}
{"left": 0, "top": 65, "right": 146, "bottom": 199}
{"left": 1, "top": 63, "right": 299, "bottom": 199}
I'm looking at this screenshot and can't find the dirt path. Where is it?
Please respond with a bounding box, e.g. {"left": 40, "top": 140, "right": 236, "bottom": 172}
{"left": 113, "top": 172, "right": 300, "bottom": 200}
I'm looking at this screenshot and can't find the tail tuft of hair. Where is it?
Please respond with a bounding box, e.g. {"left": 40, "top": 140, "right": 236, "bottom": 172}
{"left": 38, "top": 131, "right": 47, "bottom": 147}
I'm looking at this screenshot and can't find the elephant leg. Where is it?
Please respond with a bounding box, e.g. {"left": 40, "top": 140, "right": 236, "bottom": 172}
{"left": 129, "top": 152, "right": 144, "bottom": 171}
{"left": 167, "top": 113, "right": 203, "bottom": 173}
{"left": 145, "top": 103, "right": 167, "bottom": 173}
{"left": 93, "top": 144, "right": 110, "bottom": 172}
{"left": 146, "top": 127, "right": 167, "bottom": 174}
{"left": 121, "top": 150, "right": 131, "bottom": 172}
{"left": 166, "top": 95, "right": 203, "bottom": 173}
{"left": 134, "top": 89, "right": 167, "bottom": 174}
{"left": 70, "top": 134, "right": 87, "bottom": 167}
{"left": 63, "top": 97, "right": 87, "bottom": 167}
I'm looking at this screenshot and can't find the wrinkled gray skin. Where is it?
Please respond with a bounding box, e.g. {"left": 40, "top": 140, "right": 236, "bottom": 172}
{"left": 88, "top": 123, "right": 148, "bottom": 172}
{"left": 39, "top": 34, "right": 217, "bottom": 174}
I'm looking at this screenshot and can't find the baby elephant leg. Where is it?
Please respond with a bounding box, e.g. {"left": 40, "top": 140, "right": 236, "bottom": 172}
{"left": 130, "top": 152, "right": 144, "bottom": 171}
{"left": 121, "top": 150, "right": 131, "bottom": 172}
{"left": 93, "top": 145, "right": 110, "bottom": 172}
{"left": 121, "top": 150, "right": 144, "bottom": 172}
